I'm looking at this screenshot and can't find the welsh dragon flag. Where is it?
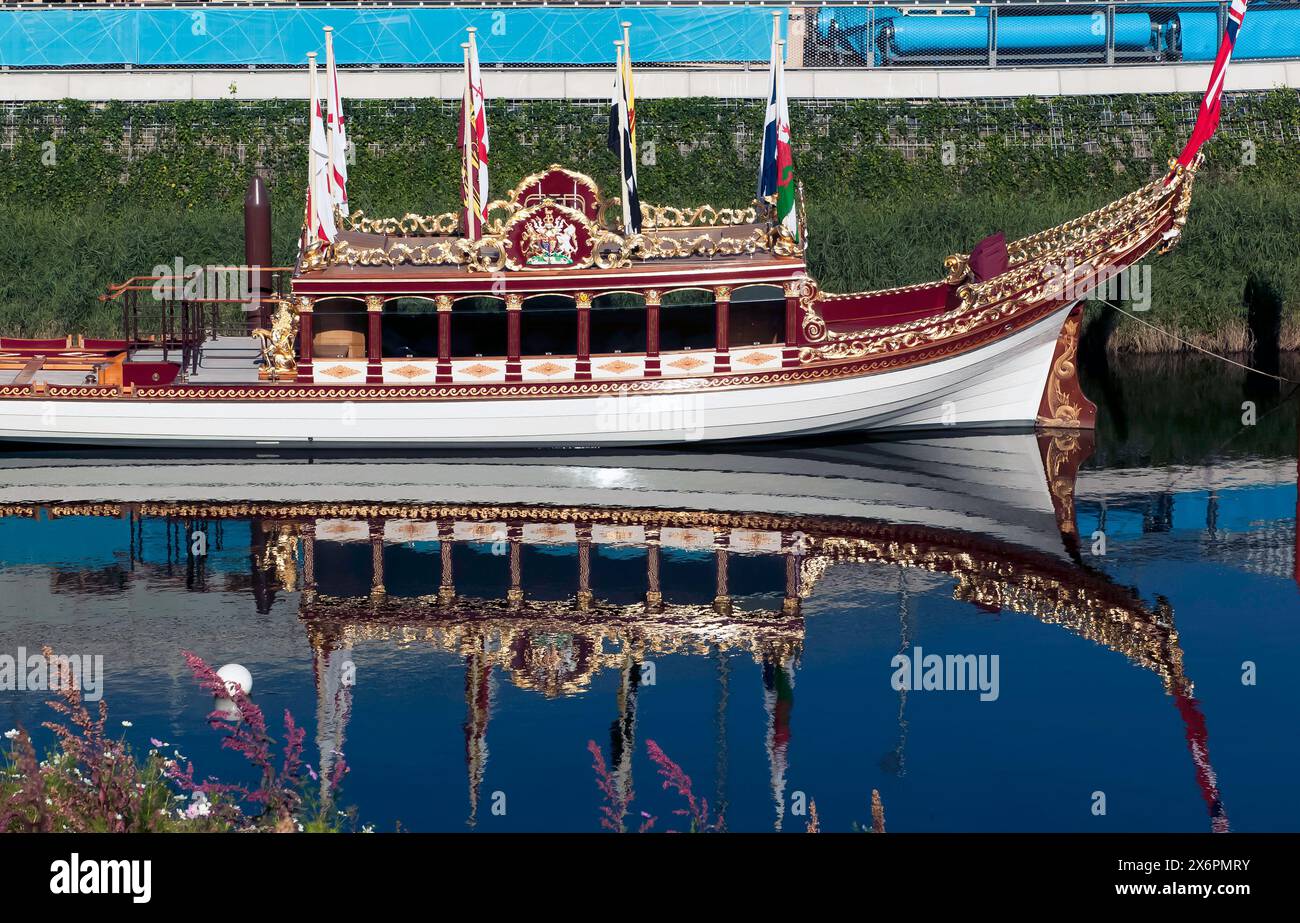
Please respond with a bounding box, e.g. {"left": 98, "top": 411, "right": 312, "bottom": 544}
{"left": 757, "top": 21, "right": 797, "bottom": 241}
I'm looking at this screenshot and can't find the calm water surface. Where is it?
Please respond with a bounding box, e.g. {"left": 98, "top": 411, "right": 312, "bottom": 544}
{"left": 1, "top": 354, "right": 1296, "bottom": 832}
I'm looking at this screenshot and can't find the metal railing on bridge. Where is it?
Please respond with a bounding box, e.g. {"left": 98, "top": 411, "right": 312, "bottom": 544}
{"left": 0, "top": 2, "right": 1296, "bottom": 70}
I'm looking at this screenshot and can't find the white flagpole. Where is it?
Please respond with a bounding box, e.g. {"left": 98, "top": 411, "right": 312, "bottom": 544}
{"left": 621, "top": 20, "right": 635, "bottom": 156}
{"left": 757, "top": 13, "right": 781, "bottom": 203}
{"left": 613, "top": 40, "right": 631, "bottom": 235}
{"left": 466, "top": 26, "right": 488, "bottom": 225}
{"left": 306, "top": 52, "right": 319, "bottom": 246}
{"left": 324, "top": 25, "right": 348, "bottom": 218}
{"left": 461, "top": 41, "right": 475, "bottom": 239}
{"left": 307, "top": 53, "right": 337, "bottom": 245}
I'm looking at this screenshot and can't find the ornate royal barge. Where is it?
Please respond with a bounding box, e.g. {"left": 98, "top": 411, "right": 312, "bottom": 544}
{"left": 0, "top": 6, "right": 1243, "bottom": 447}
{"left": 0, "top": 157, "right": 1200, "bottom": 447}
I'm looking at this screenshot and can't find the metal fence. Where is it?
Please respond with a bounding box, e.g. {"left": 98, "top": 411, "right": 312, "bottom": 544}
{"left": 0, "top": 2, "right": 1296, "bottom": 70}
{"left": 801, "top": 2, "right": 1300, "bottom": 68}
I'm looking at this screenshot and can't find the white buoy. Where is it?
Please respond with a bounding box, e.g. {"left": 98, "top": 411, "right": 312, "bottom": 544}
{"left": 216, "top": 663, "right": 253, "bottom": 697}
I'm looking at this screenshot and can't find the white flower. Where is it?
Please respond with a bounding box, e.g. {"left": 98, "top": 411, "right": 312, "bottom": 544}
{"left": 121, "top": 721, "right": 133, "bottom": 728}
{"left": 3, "top": 729, "right": 18, "bottom": 740}
{"left": 184, "top": 800, "right": 211, "bottom": 819}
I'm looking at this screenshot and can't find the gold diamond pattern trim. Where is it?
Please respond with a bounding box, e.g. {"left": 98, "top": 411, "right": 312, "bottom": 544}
{"left": 390, "top": 364, "right": 432, "bottom": 380}
{"left": 598, "top": 359, "right": 636, "bottom": 375}
{"left": 737, "top": 351, "right": 777, "bottom": 367}
{"left": 666, "top": 356, "right": 707, "bottom": 372}
{"left": 318, "top": 364, "right": 362, "bottom": 380}
{"left": 527, "top": 361, "right": 568, "bottom": 377}
{"left": 458, "top": 363, "right": 501, "bottom": 379}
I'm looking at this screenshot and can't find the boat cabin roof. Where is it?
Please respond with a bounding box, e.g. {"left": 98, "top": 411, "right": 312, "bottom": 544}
{"left": 293, "top": 166, "right": 806, "bottom": 297}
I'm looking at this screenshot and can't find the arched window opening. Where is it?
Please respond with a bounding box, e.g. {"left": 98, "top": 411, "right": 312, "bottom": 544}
{"left": 659, "top": 289, "right": 714, "bottom": 352}
{"left": 729, "top": 285, "right": 785, "bottom": 348}
{"left": 521, "top": 295, "right": 577, "bottom": 357}
{"left": 381, "top": 297, "right": 438, "bottom": 358}
{"left": 312, "top": 297, "right": 367, "bottom": 359}
{"left": 451, "top": 296, "right": 507, "bottom": 358}
{"left": 590, "top": 292, "right": 647, "bottom": 355}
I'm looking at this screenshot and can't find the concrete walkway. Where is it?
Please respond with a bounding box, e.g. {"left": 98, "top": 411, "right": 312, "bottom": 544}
{"left": 1, "top": 60, "right": 1297, "bottom": 101}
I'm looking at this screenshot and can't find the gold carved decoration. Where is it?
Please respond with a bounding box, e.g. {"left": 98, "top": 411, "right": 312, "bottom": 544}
{"left": 1040, "top": 310, "right": 1084, "bottom": 428}
{"left": 799, "top": 158, "right": 1200, "bottom": 363}
{"left": 1042, "top": 431, "right": 1084, "bottom": 536}
{"left": 304, "top": 165, "right": 804, "bottom": 274}
{"left": 365, "top": 295, "right": 384, "bottom": 313}
{"left": 344, "top": 211, "right": 460, "bottom": 237}
{"left": 640, "top": 203, "right": 758, "bottom": 229}
{"left": 251, "top": 299, "right": 298, "bottom": 381}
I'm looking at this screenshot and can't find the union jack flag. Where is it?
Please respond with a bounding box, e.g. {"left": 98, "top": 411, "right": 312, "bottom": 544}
{"left": 1175, "top": 0, "right": 1250, "bottom": 171}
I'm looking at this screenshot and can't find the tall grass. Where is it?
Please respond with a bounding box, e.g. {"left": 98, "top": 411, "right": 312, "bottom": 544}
{"left": 806, "top": 180, "right": 1300, "bottom": 351}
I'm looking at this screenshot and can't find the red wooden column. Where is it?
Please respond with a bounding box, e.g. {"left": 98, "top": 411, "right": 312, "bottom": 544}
{"left": 783, "top": 280, "right": 802, "bottom": 368}
{"left": 644, "top": 289, "right": 661, "bottom": 377}
{"left": 506, "top": 294, "right": 523, "bottom": 382}
{"left": 365, "top": 295, "right": 383, "bottom": 384}
{"left": 575, "top": 292, "right": 592, "bottom": 380}
{"left": 435, "top": 295, "right": 453, "bottom": 384}
{"left": 713, "top": 286, "right": 732, "bottom": 374}
{"left": 295, "top": 296, "right": 314, "bottom": 383}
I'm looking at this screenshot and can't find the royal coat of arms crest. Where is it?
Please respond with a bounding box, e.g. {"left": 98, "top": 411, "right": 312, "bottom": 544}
{"left": 521, "top": 208, "right": 579, "bottom": 266}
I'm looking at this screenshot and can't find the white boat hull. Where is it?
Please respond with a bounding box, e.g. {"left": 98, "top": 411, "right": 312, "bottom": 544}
{"left": 0, "top": 305, "right": 1071, "bottom": 447}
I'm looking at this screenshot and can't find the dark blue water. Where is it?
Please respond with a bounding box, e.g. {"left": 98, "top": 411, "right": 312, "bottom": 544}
{"left": 1, "top": 356, "right": 1297, "bottom": 832}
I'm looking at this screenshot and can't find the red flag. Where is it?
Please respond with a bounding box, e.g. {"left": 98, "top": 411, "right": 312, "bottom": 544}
{"left": 1175, "top": 0, "right": 1250, "bottom": 171}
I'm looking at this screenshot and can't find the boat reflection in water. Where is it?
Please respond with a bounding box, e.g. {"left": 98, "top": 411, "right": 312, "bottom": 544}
{"left": 2, "top": 429, "right": 1286, "bottom": 832}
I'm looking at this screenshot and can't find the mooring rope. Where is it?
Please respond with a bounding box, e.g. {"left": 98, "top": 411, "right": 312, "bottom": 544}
{"left": 1100, "top": 300, "right": 1295, "bottom": 384}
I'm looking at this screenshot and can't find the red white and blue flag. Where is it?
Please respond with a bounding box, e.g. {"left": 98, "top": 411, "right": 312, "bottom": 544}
{"left": 1175, "top": 0, "right": 1250, "bottom": 172}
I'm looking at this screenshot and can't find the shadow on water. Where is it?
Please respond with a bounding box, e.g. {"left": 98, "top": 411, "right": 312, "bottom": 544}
{"left": 1080, "top": 349, "right": 1299, "bottom": 468}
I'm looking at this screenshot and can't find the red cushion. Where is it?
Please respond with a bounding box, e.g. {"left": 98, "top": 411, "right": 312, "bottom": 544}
{"left": 969, "top": 232, "right": 1010, "bottom": 282}
{"left": 822, "top": 282, "right": 951, "bottom": 334}
{"left": 1, "top": 337, "right": 67, "bottom": 349}
{"left": 122, "top": 362, "right": 180, "bottom": 387}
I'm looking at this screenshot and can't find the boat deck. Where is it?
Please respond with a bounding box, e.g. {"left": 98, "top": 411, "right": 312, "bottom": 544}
{"left": 0, "top": 336, "right": 266, "bottom": 387}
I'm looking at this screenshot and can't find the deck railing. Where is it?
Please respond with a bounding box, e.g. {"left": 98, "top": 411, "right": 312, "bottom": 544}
{"left": 100, "top": 268, "right": 290, "bottom": 374}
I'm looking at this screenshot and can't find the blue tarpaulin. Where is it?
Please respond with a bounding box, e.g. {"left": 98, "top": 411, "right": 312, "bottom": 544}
{"left": 0, "top": 7, "right": 784, "bottom": 68}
